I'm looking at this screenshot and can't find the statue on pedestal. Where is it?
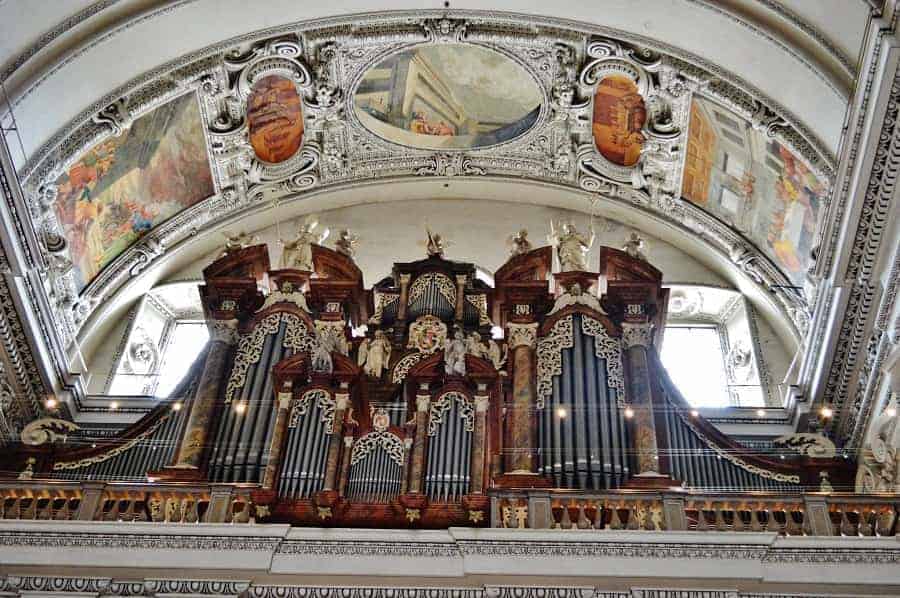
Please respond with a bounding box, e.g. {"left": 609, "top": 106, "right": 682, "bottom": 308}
{"left": 444, "top": 329, "right": 467, "bottom": 377}
{"left": 549, "top": 220, "right": 594, "bottom": 271}
{"left": 358, "top": 330, "right": 392, "bottom": 378}
{"left": 280, "top": 217, "right": 329, "bottom": 271}
{"left": 334, "top": 229, "right": 359, "bottom": 259}
{"left": 506, "top": 229, "right": 533, "bottom": 257}
{"left": 423, "top": 227, "right": 449, "bottom": 258}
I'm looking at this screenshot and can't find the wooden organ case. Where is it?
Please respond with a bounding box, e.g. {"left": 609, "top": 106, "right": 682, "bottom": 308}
{"left": 5, "top": 240, "right": 853, "bottom": 529}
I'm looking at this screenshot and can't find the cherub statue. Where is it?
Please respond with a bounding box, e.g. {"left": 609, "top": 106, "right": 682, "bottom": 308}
{"left": 465, "top": 331, "right": 488, "bottom": 359}
{"left": 444, "top": 329, "right": 467, "bottom": 377}
{"left": 488, "top": 339, "right": 507, "bottom": 370}
{"left": 221, "top": 231, "right": 258, "bottom": 257}
{"left": 506, "top": 229, "right": 533, "bottom": 257}
{"left": 423, "top": 227, "right": 449, "bottom": 258}
{"left": 312, "top": 336, "right": 333, "bottom": 374}
{"left": 358, "top": 330, "right": 392, "bottom": 378}
{"left": 334, "top": 229, "right": 359, "bottom": 259}
{"left": 622, "top": 231, "right": 648, "bottom": 261}
{"left": 280, "top": 216, "right": 329, "bottom": 271}
{"left": 549, "top": 220, "right": 594, "bottom": 272}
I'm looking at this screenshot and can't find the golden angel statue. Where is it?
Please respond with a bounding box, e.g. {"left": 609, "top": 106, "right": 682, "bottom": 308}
{"left": 280, "top": 216, "right": 329, "bottom": 271}
{"left": 506, "top": 229, "right": 533, "bottom": 257}
{"left": 549, "top": 220, "right": 594, "bottom": 272}
{"left": 421, "top": 226, "right": 450, "bottom": 258}
{"left": 358, "top": 330, "right": 392, "bottom": 378}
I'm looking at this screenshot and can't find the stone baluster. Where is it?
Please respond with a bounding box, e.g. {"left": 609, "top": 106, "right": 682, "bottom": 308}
{"left": 172, "top": 319, "right": 239, "bottom": 471}
{"left": 408, "top": 387, "right": 431, "bottom": 494}
{"left": 505, "top": 321, "right": 538, "bottom": 474}
{"left": 469, "top": 393, "right": 490, "bottom": 494}
{"left": 323, "top": 388, "right": 350, "bottom": 491}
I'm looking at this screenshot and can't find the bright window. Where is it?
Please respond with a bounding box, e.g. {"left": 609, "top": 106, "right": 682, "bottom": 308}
{"left": 155, "top": 322, "right": 209, "bottom": 398}
{"left": 660, "top": 325, "right": 731, "bottom": 407}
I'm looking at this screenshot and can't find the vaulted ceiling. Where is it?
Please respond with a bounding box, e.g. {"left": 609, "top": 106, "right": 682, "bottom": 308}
{"left": 0, "top": 1, "right": 896, "bottom": 453}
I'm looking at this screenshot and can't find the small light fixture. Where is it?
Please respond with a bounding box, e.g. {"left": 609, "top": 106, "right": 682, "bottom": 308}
{"left": 234, "top": 402, "right": 247, "bottom": 415}
{"left": 91, "top": 443, "right": 97, "bottom": 449}
{"left": 690, "top": 410, "right": 699, "bottom": 418}
{"left": 820, "top": 406, "right": 833, "bottom": 419}
{"left": 624, "top": 407, "right": 635, "bottom": 419}
{"left": 172, "top": 402, "right": 183, "bottom": 412}
{"left": 887, "top": 407, "right": 898, "bottom": 418}
{"left": 780, "top": 454, "right": 785, "bottom": 460}
{"left": 45, "top": 398, "right": 58, "bottom": 409}
{"left": 556, "top": 407, "right": 568, "bottom": 419}
{"left": 109, "top": 401, "right": 119, "bottom": 410}
{"left": 756, "top": 409, "right": 766, "bottom": 418}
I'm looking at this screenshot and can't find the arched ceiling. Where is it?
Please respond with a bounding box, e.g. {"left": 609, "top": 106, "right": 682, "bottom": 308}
{"left": 0, "top": 1, "right": 888, "bottom": 431}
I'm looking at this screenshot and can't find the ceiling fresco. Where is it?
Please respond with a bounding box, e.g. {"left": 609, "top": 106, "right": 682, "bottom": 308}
{"left": 681, "top": 96, "right": 826, "bottom": 285}
{"left": 591, "top": 75, "right": 646, "bottom": 167}
{"left": 353, "top": 44, "right": 542, "bottom": 150}
{"left": 51, "top": 92, "right": 214, "bottom": 290}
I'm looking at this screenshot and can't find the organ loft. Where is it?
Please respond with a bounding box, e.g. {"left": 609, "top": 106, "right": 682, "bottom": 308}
{"left": 0, "top": 226, "right": 857, "bottom": 530}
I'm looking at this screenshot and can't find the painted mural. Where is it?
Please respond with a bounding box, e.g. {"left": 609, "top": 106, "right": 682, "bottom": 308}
{"left": 53, "top": 93, "right": 214, "bottom": 290}
{"left": 248, "top": 75, "right": 304, "bottom": 163}
{"left": 681, "top": 97, "right": 825, "bottom": 284}
{"left": 353, "top": 44, "right": 541, "bottom": 150}
{"left": 592, "top": 75, "right": 646, "bottom": 167}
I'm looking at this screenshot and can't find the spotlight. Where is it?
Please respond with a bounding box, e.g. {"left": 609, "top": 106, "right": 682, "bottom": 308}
{"left": 624, "top": 407, "right": 635, "bottom": 419}
{"left": 690, "top": 410, "right": 699, "bottom": 418}
{"left": 820, "top": 406, "right": 833, "bottom": 419}
{"left": 109, "top": 401, "right": 119, "bottom": 410}
{"left": 234, "top": 402, "right": 247, "bottom": 415}
{"left": 45, "top": 398, "right": 58, "bottom": 409}
{"left": 887, "top": 407, "right": 898, "bottom": 418}
{"left": 556, "top": 407, "right": 568, "bottom": 419}
{"left": 756, "top": 409, "right": 766, "bottom": 417}
{"left": 172, "top": 402, "right": 183, "bottom": 412}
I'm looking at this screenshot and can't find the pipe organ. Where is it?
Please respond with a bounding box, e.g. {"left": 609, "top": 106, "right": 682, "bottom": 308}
{"left": 3, "top": 237, "right": 852, "bottom": 528}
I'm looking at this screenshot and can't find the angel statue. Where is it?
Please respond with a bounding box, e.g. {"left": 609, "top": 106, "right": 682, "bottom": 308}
{"left": 221, "top": 231, "right": 258, "bottom": 257}
{"left": 422, "top": 227, "right": 449, "bottom": 258}
{"left": 488, "top": 339, "right": 507, "bottom": 371}
{"left": 506, "top": 229, "right": 533, "bottom": 257}
{"left": 465, "top": 331, "right": 488, "bottom": 360}
{"left": 334, "top": 229, "right": 359, "bottom": 259}
{"left": 549, "top": 220, "right": 594, "bottom": 272}
{"left": 311, "top": 336, "right": 333, "bottom": 374}
{"left": 444, "top": 329, "right": 467, "bottom": 377}
{"left": 622, "top": 231, "right": 648, "bottom": 262}
{"left": 358, "top": 330, "right": 392, "bottom": 378}
{"left": 280, "top": 216, "right": 329, "bottom": 271}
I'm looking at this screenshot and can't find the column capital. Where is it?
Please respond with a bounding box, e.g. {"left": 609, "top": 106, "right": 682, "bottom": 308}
{"left": 621, "top": 321, "right": 653, "bottom": 349}
{"left": 399, "top": 273, "right": 412, "bottom": 284}
{"left": 276, "top": 391, "right": 292, "bottom": 410}
{"left": 474, "top": 395, "right": 490, "bottom": 413}
{"left": 506, "top": 322, "right": 538, "bottom": 348}
{"left": 208, "top": 318, "right": 239, "bottom": 344}
{"left": 416, "top": 395, "right": 431, "bottom": 412}
{"left": 335, "top": 393, "right": 351, "bottom": 410}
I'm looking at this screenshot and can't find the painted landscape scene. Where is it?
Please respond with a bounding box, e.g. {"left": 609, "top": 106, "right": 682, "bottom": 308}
{"left": 53, "top": 93, "right": 214, "bottom": 290}
{"left": 353, "top": 44, "right": 542, "bottom": 150}
{"left": 681, "top": 97, "right": 826, "bottom": 284}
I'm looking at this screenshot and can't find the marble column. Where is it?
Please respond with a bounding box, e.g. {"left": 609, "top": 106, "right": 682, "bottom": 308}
{"left": 505, "top": 322, "right": 538, "bottom": 474}
{"left": 173, "top": 319, "right": 238, "bottom": 470}
{"left": 454, "top": 275, "right": 467, "bottom": 323}
{"left": 622, "top": 321, "right": 661, "bottom": 475}
{"left": 323, "top": 391, "right": 350, "bottom": 491}
{"left": 408, "top": 388, "right": 431, "bottom": 494}
{"left": 337, "top": 436, "right": 354, "bottom": 497}
{"left": 261, "top": 390, "right": 293, "bottom": 489}
{"left": 469, "top": 394, "right": 490, "bottom": 494}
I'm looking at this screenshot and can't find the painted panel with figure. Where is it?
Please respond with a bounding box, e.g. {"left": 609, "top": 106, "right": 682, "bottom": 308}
{"left": 353, "top": 44, "right": 542, "bottom": 150}
{"left": 681, "top": 97, "right": 825, "bottom": 284}
{"left": 53, "top": 93, "right": 214, "bottom": 290}
{"left": 248, "top": 75, "right": 304, "bottom": 163}
{"left": 592, "top": 75, "right": 646, "bottom": 167}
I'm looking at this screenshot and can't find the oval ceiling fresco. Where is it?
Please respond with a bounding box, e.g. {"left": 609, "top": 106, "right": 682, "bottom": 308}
{"left": 592, "top": 75, "right": 646, "bottom": 167}
{"left": 247, "top": 75, "right": 304, "bottom": 163}
{"left": 353, "top": 44, "right": 542, "bottom": 150}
